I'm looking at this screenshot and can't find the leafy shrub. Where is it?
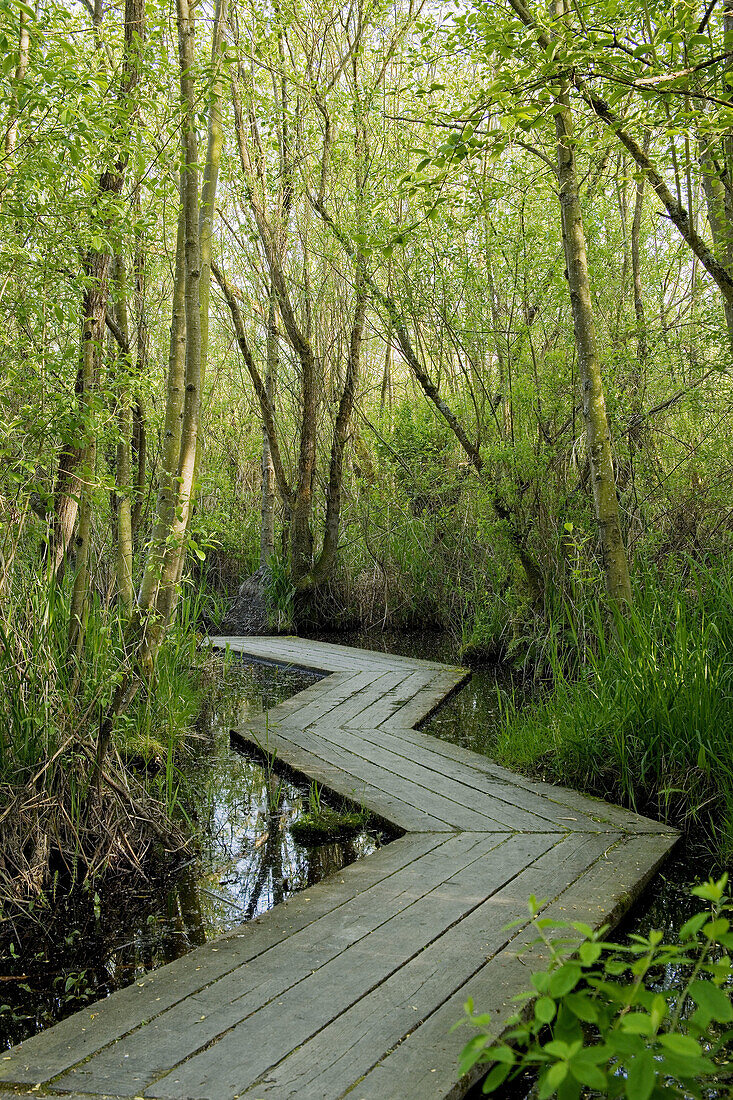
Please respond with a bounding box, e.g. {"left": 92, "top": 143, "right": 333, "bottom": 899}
{"left": 458, "top": 876, "right": 733, "bottom": 1099}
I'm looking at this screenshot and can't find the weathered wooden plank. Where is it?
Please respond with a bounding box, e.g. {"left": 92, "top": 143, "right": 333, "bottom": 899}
{"left": 265, "top": 637, "right": 449, "bottom": 673}
{"left": 232, "top": 725, "right": 452, "bottom": 832}
{"left": 282, "top": 718, "right": 549, "bottom": 833}
{"left": 140, "top": 833, "right": 557, "bottom": 1099}
{"left": 0, "top": 835, "right": 441, "bottom": 1086}
{"left": 209, "top": 636, "right": 365, "bottom": 673}
{"left": 0, "top": 1093, "right": 121, "bottom": 1100}
{"left": 376, "top": 669, "right": 471, "bottom": 728}
{"left": 240, "top": 830, "right": 618, "bottom": 1098}
{"left": 380, "top": 721, "right": 677, "bottom": 835}
{"left": 235, "top": 720, "right": 503, "bottom": 832}
{"left": 350, "top": 831, "right": 678, "bottom": 1100}
{"left": 341, "top": 669, "right": 439, "bottom": 729}
{"left": 347, "top": 724, "right": 608, "bottom": 833}
{"left": 281, "top": 672, "right": 410, "bottom": 731}
{"left": 271, "top": 669, "right": 391, "bottom": 729}
{"left": 57, "top": 833, "right": 528, "bottom": 1097}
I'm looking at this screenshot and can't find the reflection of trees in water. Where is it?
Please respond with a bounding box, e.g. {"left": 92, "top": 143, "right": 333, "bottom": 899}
{"left": 1, "top": 659, "right": 378, "bottom": 1044}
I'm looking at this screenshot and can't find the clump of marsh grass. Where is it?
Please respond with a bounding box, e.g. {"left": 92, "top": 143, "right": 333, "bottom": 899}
{"left": 494, "top": 560, "right": 733, "bottom": 856}
{"left": 0, "top": 574, "right": 198, "bottom": 923}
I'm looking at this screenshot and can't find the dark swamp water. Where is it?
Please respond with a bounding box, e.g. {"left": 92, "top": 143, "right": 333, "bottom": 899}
{"left": 0, "top": 629, "right": 720, "bottom": 1069}
{"left": 0, "top": 655, "right": 391, "bottom": 1048}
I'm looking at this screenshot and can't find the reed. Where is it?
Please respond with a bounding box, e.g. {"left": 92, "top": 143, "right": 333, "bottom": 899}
{"left": 494, "top": 559, "right": 733, "bottom": 855}
{"left": 0, "top": 572, "right": 208, "bottom": 917}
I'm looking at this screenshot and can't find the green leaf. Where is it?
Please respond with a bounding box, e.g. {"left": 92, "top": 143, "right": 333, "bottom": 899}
{"left": 657, "top": 1033, "right": 702, "bottom": 1057}
{"left": 564, "top": 992, "right": 599, "bottom": 1023}
{"left": 605, "top": 1030, "right": 645, "bottom": 1056}
{"left": 458, "top": 1032, "right": 491, "bottom": 1075}
{"left": 568, "top": 1054, "right": 606, "bottom": 1090}
{"left": 691, "top": 875, "right": 727, "bottom": 902}
{"left": 703, "top": 918, "right": 730, "bottom": 939}
{"left": 535, "top": 996, "right": 556, "bottom": 1024}
{"left": 688, "top": 980, "right": 733, "bottom": 1021}
{"left": 625, "top": 1051, "right": 655, "bottom": 1100}
{"left": 10, "top": 0, "right": 36, "bottom": 19}
{"left": 579, "top": 941, "right": 602, "bottom": 965}
{"left": 650, "top": 994, "right": 668, "bottom": 1030}
{"left": 539, "top": 1061, "right": 568, "bottom": 1098}
{"left": 544, "top": 1039, "right": 580, "bottom": 1059}
{"left": 488, "top": 1046, "right": 516, "bottom": 1064}
{"left": 532, "top": 970, "right": 551, "bottom": 994}
{"left": 620, "top": 1012, "right": 655, "bottom": 1036}
{"left": 548, "top": 964, "right": 582, "bottom": 998}
{"left": 679, "top": 913, "right": 708, "bottom": 940}
{"left": 480, "top": 1062, "right": 512, "bottom": 1093}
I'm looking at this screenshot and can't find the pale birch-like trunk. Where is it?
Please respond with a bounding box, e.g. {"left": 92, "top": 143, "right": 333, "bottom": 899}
{"left": 261, "top": 291, "right": 278, "bottom": 565}
{"left": 2, "top": 6, "right": 30, "bottom": 186}
{"left": 628, "top": 138, "right": 650, "bottom": 454}
{"left": 551, "top": 21, "right": 632, "bottom": 603}
{"left": 111, "top": 257, "right": 134, "bottom": 614}
{"left": 138, "top": 0, "right": 203, "bottom": 667}
{"left": 137, "top": 190, "right": 187, "bottom": 615}
{"left": 137, "top": 0, "right": 227, "bottom": 648}
{"left": 68, "top": 0, "right": 144, "bottom": 651}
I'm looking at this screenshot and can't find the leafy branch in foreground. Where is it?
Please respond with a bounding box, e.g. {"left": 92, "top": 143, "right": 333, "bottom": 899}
{"left": 458, "top": 877, "right": 733, "bottom": 1099}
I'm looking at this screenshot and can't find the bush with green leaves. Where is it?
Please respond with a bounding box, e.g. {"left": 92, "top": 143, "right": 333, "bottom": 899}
{"left": 458, "top": 876, "right": 733, "bottom": 1099}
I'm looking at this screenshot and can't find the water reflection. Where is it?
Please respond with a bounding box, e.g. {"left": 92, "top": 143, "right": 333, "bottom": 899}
{"left": 0, "top": 656, "right": 388, "bottom": 1048}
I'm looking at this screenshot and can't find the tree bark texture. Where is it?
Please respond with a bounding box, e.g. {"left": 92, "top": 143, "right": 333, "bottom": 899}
{"left": 261, "top": 290, "right": 278, "bottom": 565}
{"left": 553, "top": 71, "right": 632, "bottom": 603}
{"left": 67, "top": 0, "right": 145, "bottom": 650}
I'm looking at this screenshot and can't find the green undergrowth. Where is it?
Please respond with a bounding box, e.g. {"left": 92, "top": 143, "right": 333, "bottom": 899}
{"left": 288, "top": 782, "right": 370, "bottom": 845}
{"left": 459, "top": 876, "right": 733, "bottom": 1099}
{"left": 0, "top": 574, "right": 212, "bottom": 913}
{"left": 492, "top": 560, "right": 733, "bottom": 857}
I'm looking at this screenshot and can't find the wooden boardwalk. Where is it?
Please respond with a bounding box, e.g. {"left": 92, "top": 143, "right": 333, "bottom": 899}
{"left": 0, "top": 637, "right": 678, "bottom": 1100}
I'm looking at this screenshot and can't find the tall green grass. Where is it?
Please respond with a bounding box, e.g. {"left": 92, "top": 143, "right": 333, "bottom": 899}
{"left": 0, "top": 570, "right": 210, "bottom": 911}
{"left": 494, "top": 560, "right": 733, "bottom": 856}
{"left": 0, "top": 578, "right": 205, "bottom": 785}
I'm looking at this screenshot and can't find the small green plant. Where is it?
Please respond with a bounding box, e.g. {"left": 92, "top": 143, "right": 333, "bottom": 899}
{"left": 457, "top": 876, "right": 733, "bottom": 1099}
{"left": 307, "top": 779, "right": 324, "bottom": 816}
{"left": 263, "top": 554, "right": 295, "bottom": 631}
{"left": 289, "top": 782, "right": 369, "bottom": 845}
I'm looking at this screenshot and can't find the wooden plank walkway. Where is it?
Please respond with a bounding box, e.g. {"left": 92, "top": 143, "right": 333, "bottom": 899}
{"left": 0, "top": 636, "right": 678, "bottom": 1100}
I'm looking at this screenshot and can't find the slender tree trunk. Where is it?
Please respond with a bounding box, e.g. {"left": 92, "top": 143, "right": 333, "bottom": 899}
{"left": 137, "top": 189, "right": 187, "bottom": 615}
{"left": 552, "top": 40, "right": 632, "bottom": 603}
{"left": 131, "top": 238, "right": 149, "bottom": 538}
{"left": 2, "top": 6, "right": 30, "bottom": 174}
{"left": 302, "top": 266, "right": 366, "bottom": 589}
{"left": 197, "top": 0, "right": 228, "bottom": 399}
{"left": 290, "top": 341, "right": 317, "bottom": 581}
{"left": 112, "top": 257, "right": 134, "bottom": 614}
{"left": 138, "top": 0, "right": 203, "bottom": 666}
{"left": 700, "top": 133, "right": 733, "bottom": 345}
{"left": 261, "top": 290, "right": 278, "bottom": 565}
{"left": 55, "top": 0, "right": 144, "bottom": 602}
{"left": 380, "top": 324, "right": 393, "bottom": 417}
{"left": 629, "top": 137, "right": 650, "bottom": 452}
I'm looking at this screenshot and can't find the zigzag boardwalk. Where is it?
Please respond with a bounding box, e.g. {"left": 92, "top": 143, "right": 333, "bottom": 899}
{"left": 0, "top": 637, "right": 678, "bottom": 1100}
